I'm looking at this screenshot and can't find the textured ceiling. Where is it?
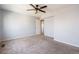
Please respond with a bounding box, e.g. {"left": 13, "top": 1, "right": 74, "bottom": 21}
{"left": 0, "top": 4, "right": 70, "bottom": 18}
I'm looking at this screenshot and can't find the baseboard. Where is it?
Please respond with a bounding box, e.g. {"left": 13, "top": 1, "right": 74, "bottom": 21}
{"left": 1, "top": 34, "right": 54, "bottom": 42}
{"left": 0, "top": 34, "right": 37, "bottom": 42}
{"left": 55, "top": 39, "right": 79, "bottom": 48}
{"left": 0, "top": 37, "right": 2, "bottom": 43}
{"left": 44, "top": 35, "right": 54, "bottom": 41}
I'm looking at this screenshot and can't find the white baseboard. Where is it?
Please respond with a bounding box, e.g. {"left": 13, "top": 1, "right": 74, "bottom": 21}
{"left": 1, "top": 34, "right": 37, "bottom": 42}
{"left": 55, "top": 39, "right": 79, "bottom": 48}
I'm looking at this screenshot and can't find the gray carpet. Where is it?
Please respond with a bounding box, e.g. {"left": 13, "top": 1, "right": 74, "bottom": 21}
{"left": 0, "top": 35, "right": 79, "bottom": 54}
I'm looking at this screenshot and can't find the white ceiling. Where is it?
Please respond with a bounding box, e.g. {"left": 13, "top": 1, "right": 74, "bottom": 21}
{"left": 0, "top": 4, "right": 70, "bottom": 18}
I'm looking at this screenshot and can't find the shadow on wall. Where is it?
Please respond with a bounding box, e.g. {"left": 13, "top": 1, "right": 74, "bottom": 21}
{"left": 0, "top": 10, "right": 4, "bottom": 41}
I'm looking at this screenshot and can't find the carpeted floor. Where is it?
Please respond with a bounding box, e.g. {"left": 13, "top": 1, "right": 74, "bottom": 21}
{"left": 0, "top": 35, "right": 79, "bottom": 54}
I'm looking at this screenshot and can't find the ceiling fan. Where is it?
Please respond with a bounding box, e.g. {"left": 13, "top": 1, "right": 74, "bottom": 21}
{"left": 27, "top": 4, "right": 47, "bottom": 14}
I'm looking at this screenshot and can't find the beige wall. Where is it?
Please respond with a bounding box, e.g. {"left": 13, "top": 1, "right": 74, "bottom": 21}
{"left": 2, "top": 10, "right": 36, "bottom": 40}
{"left": 44, "top": 5, "right": 79, "bottom": 47}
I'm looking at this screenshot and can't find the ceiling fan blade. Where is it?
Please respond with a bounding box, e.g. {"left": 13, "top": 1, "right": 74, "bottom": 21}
{"left": 40, "top": 6, "right": 47, "bottom": 9}
{"left": 27, "top": 9, "right": 35, "bottom": 11}
{"left": 38, "top": 9, "right": 46, "bottom": 13}
{"left": 30, "top": 4, "right": 36, "bottom": 9}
